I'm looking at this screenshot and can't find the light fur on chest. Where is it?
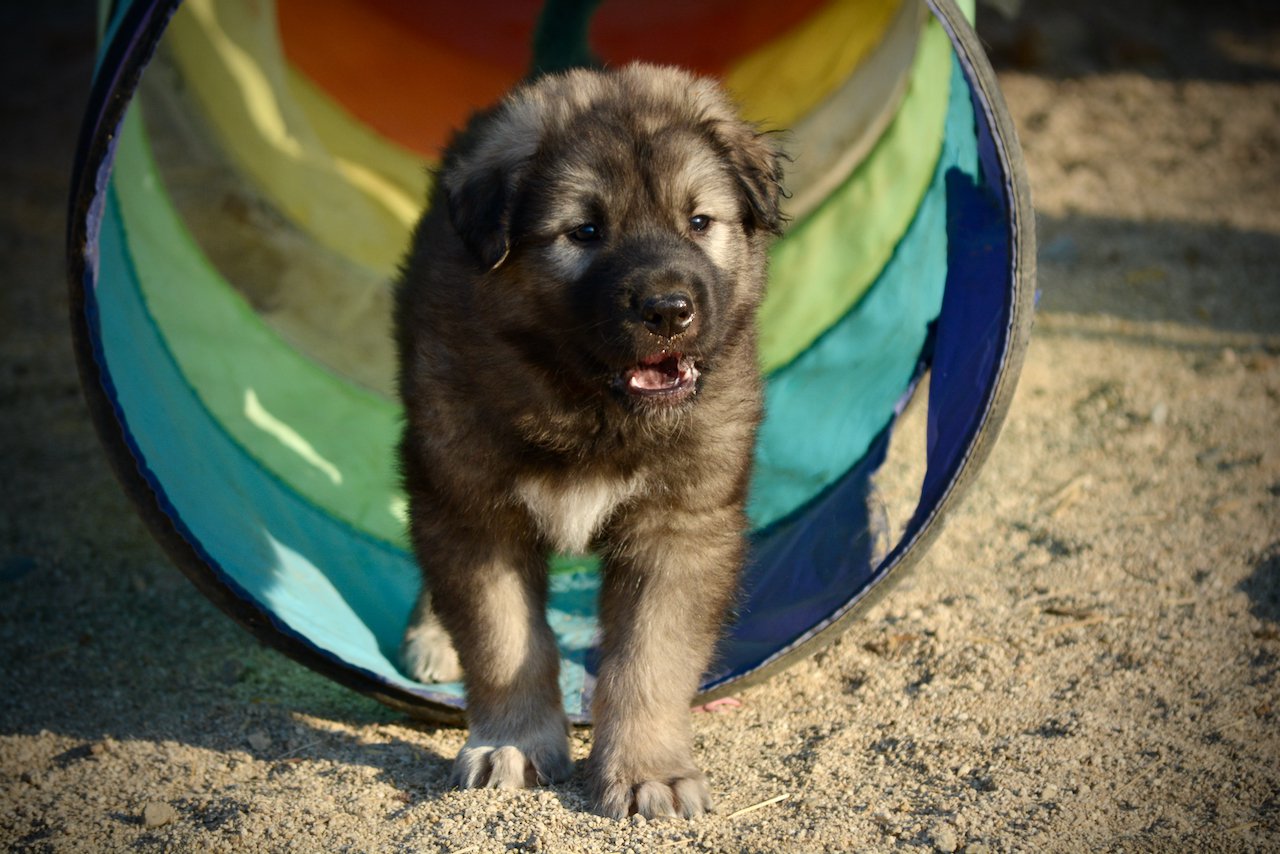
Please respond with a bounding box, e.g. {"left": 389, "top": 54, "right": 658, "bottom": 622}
{"left": 515, "top": 474, "right": 641, "bottom": 555}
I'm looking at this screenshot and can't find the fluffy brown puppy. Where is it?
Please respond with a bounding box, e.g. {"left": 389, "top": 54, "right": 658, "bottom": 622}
{"left": 394, "top": 62, "right": 783, "bottom": 820}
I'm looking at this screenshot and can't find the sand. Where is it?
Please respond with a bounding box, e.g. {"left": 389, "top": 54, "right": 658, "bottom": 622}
{"left": 2, "top": 1, "right": 1278, "bottom": 851}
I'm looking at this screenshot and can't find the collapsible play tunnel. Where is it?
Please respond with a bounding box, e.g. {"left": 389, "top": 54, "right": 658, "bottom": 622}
{"left": 68, "top": 0, "right": 1034, "bottom": 722}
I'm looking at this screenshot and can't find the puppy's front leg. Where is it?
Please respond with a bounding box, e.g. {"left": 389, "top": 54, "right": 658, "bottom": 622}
{"left": 590, "top": 506, "right": 743, "bottom": 819}
{"left": 413, "top": 519, "right": 572, "bottom": 789}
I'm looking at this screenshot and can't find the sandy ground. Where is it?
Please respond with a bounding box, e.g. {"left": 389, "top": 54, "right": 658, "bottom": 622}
{"left": 3, "top": 2, "right": 1279, "bottom": 851}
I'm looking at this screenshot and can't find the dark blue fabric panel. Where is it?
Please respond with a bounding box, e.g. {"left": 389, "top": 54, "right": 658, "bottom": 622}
{"left": 704, "top": 429, "right": 889, "bottom": 686}
{"left": 914, "top": 163, "right": 1010, "bottom": 531}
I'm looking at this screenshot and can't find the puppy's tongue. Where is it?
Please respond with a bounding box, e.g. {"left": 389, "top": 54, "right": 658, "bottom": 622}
{"left": 626, "top": 353, "right": 698, "bottom": 393}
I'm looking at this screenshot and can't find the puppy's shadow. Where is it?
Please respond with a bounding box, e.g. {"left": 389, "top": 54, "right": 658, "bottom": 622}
{"left": 1239, "top": 541, "right": 1280, "bottom": 626}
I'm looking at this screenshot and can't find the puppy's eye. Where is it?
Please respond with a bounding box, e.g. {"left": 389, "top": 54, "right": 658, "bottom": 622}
{"left": 568, "top": 223, "right": 603, "bottom": 244}
{"left": 689, "top": 214, "right": 712, "bottom": 233}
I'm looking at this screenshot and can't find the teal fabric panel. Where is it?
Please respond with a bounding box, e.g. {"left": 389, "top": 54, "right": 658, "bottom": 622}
{"left": 95, "top": 189, "right": 456, "bottom": 702}
{"left": 748, "top": 53, "right": 977, "bottom": 529}
{"left": 96, "top": 185, "right": 600, "bottom": 712}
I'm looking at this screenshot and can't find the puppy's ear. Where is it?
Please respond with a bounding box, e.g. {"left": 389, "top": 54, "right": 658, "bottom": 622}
{"left": 442, "top": 102, "right": 543, "bottom": 270}
{"left": 732, "top": 126, "right": 778, "bottom": 235}
{"left": 719, "top": 123, "right": 787, "bottom": 236}
{"left": 445, "top": 165, "right": 517, "bottom": 271}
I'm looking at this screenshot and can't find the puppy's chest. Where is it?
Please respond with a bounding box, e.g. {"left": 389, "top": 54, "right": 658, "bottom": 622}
{"left": 515, "top": 473, "right": 643, "bottom": 555}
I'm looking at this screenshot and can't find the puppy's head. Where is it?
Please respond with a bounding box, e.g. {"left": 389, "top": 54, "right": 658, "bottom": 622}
{"left": 441, "top": 64, "right": 784, "bottom": 409}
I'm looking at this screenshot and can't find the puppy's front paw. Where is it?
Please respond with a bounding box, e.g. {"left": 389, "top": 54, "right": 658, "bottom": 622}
{"left": 452, "top": 727, "right": 572, "bottom": 789}
{"left": 594, "top": 769, "right": 713, "bottom": 819}
{"left": 400, "top": 619, "right": 463, "bottom": 683}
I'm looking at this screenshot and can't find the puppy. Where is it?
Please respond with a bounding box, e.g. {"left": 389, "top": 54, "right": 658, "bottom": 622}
{"left": 394, "top": 62, "right": 783, "bottom": 819}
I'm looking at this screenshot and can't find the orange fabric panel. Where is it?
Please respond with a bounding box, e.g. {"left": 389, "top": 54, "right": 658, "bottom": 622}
{"left": 354, "top": 0, "right": 540, "bottom": 76}
{"left": 277, "top": 0, "right": 833, "bottom": 155}
{"left": 277, "top": 0, "right": 526, "bottom": 156}
{"left": 592, "top": 0, "right": 829, "bottom": 76}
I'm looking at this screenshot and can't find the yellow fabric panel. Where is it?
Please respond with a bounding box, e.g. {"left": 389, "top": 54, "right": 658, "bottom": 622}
{"left": 285, "top": 65, "right": 428, "bottom": 230}
{"left": 782, "top": 0, "right": 923, "bottom": 218}
{"left": 166, "top": 0, "right": 416, "bottom": 276}
{"left": 725, "top": 0, "right": 902, "bottom": 128}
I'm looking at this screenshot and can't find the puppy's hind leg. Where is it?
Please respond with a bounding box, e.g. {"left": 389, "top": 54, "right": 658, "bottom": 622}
{"left": 401, "top": 588, "right": 463, "bottom": 683}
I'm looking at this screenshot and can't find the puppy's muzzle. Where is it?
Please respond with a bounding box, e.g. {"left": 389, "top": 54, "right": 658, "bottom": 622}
{"left": 624, "top": 284, "right": 703, "bottom": 404}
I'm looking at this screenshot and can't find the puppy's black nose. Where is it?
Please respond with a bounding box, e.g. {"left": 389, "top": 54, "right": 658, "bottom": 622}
{"left": 641, "top": 293, "right": 695, "bottom": 338}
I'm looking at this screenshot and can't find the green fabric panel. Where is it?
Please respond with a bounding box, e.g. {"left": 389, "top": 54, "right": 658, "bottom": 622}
{"left": 113, "top": 107, "right": 407, "bottom": 548}
{"left": 759, "top": 17, "right": 951, "bottom": 373}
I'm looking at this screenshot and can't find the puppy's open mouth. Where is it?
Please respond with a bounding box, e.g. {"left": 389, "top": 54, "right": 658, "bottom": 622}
{"left": 620, "top": 352, "right": 700, "bottom": 402}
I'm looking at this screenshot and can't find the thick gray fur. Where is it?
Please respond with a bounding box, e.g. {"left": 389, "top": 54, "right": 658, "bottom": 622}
{"left": 394, "top": 63, "right": 783, "bottom": 820}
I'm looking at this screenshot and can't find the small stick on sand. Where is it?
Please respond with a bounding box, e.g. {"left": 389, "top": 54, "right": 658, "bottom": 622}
{"left": 726, "top": 792, "right": 790, "bottom": 819}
